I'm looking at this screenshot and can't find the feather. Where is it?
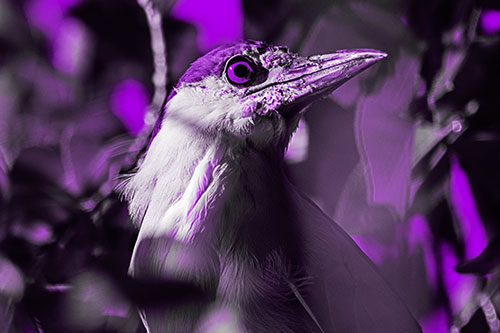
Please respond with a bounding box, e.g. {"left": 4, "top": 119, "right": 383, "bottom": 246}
{"left": 291, "top": 185, "right": 422, "bottom": 332}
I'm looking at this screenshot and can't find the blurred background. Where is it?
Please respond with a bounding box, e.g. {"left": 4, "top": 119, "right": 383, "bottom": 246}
{"left": 1, "top": 0, "right": 500, "bottom": 331}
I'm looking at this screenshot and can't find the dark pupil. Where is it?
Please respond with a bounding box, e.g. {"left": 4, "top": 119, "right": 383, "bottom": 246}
{"left": 234, "top": 64, "right": 249, "bottom": 78}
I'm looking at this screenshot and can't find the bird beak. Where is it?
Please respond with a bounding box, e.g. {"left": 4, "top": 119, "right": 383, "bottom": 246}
{"left": 260, "top": 49, "right": 387, "bottom": 116}
{"left": 295, "top": 49, "right": 386, "bottom": 94}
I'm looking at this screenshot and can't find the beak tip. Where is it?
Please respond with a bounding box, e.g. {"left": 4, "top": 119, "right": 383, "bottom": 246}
{"left": 335, "top": 48, "right": 388, "bottom": 65}
{"left": 377, "top": 52, "right": 388, "bottom": 60}
{"left": 379, "top": 52, "right": 389, "bottom": 58}
{"left": 361, "top": 50, "right": 388, "bottom": 68}
{"left": 362, "top": 49, "right": 388, "bottom": 61}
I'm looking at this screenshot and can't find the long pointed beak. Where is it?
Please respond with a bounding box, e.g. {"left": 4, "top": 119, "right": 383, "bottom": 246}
{"left": 246, "top": 49, "right": 387, "bottom": 117}
{"left": 293, "top": 49, "right": 387, "bottom": 95}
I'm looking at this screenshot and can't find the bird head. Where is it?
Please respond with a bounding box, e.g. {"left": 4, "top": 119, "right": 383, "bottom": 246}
{"left": 155, "top": 40, "right": 386, "bottom": 151}
{"left": 123, "top": 40, "right": 386, "bottom": 231}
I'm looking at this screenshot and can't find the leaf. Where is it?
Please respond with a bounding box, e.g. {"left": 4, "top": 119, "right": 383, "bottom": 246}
{"left": 354, "top": 51, "right": 419, "bottom": 217}
{"left": 0, "top": 255, "right": 24, "bottom": 301}
{"left": 455, "top": 236, "right": 500, "bottom": 275}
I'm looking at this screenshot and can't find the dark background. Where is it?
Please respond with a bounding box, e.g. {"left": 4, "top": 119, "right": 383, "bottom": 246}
{"left": 1, "top": 0, "right": 500, "bottom": 331}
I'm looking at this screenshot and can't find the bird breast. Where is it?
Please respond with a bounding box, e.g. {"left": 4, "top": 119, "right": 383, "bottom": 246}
{"left": 128, "top": 128, "right": 317, "bottom": 331}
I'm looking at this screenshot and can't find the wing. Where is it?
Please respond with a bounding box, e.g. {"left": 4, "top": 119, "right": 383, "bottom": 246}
{"left": 292, "top": 187, "right": 422, "bottom": 333}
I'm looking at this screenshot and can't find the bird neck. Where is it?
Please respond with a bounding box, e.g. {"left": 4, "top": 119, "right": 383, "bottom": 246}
{"left": 217, "top": 144, "right": 301, "bottom": 259}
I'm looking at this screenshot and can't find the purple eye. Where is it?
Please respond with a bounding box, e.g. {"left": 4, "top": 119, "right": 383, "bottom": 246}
{"left": 225, "top": 56, "right": 255, "bottom": 85}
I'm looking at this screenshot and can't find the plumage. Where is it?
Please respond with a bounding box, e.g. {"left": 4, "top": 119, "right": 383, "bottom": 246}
{"left": 122, "top": 40, "right": 421, "bottom": 332}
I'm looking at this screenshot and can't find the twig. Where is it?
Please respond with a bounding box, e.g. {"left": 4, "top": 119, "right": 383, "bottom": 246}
{"left": 137, "top": 0, "right": 168, "bottom": 131}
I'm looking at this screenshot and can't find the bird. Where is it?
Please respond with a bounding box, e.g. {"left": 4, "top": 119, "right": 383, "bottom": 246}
{"left": 121, "top": 40, "right": 422, "bottom": 332}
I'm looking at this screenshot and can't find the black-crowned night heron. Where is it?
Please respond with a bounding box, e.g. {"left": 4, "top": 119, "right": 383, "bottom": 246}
{"left": 122, "top": 40, "right": 421, "bottom": 332}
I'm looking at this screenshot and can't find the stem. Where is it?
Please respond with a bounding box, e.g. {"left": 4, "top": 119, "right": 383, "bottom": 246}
{"left": 137, "top": 0, "right": 168, "bottom": 130}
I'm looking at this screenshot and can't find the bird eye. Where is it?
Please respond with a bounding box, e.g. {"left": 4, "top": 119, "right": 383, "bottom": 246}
{"left": 225, "top": 56, "right": 256, "bottom": 85}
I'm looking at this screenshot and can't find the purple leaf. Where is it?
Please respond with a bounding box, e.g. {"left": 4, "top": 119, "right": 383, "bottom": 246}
{"left": 355, "top": 52, "right": 419, "bottom": 217}
{"left": 480, "top": 10, "right": 500, "bottom": 35}
{"left": 171, "top": 0, "right": 243, "bottom": 51}
{"left": 109, "top": 79, "right": 149, "bottom": 137}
